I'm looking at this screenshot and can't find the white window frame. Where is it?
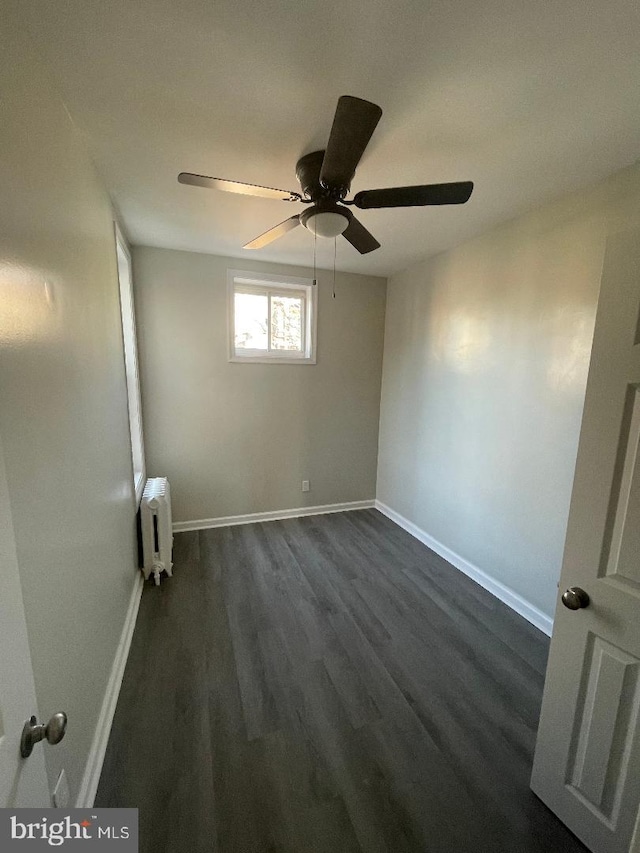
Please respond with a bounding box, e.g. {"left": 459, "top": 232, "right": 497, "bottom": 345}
{"left": 227, "top": 269, "right": 317, "bottom": 364}
{"left": 115, "top": 222, "right": 146, "bottom": 504}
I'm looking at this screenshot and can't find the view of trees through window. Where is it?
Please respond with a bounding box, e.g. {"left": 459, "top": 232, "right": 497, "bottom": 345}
{"left": 235, "top": 290, "right": 303, "bottom": 352}
{"left": 271, "top": 295, "right": 302, "bottom": 350}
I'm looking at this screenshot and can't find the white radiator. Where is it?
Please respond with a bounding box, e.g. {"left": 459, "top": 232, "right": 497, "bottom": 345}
{"left": 141, "top": 477, "right": 173, "bottom": 585}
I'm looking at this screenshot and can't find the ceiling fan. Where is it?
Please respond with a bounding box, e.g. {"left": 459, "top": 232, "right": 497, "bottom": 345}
{"left": 178, "top": 95, "right": 473, "bottom": 255}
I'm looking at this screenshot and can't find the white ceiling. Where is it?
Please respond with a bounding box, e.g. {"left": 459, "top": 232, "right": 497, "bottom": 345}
{"left": 23, "top": 0, "right": 640, "bottom": 276}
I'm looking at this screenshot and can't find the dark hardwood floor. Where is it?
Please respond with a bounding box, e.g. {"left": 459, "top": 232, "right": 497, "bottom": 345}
{"left": 96, "top": 509, "right": 587, "bottom": 853}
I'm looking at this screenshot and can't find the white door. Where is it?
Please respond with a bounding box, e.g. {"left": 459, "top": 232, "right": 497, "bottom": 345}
{"left": 0, "top": 432, "right": 49, "bottom": 807}
{"left": 531, "top": 227, "right": 640, "bottom": 853}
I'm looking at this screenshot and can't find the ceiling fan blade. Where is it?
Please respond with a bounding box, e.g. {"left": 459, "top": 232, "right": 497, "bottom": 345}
{"left": 354, "top": 181, "right": 474, "bottom": 209}
{"left": 178, "top": 172, "right": 302, "bottom": 202}
{"left": 342, "top": 214, "right": 380, "bottom": 254}
{"left": 319, "top": 96, "right": 383, "bottom": 194}
{"left": 243, "top": 215, "right": 301, "bottom": 250}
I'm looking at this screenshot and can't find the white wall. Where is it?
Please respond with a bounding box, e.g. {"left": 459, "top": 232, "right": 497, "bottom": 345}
{"left": 133, "top": 246, "right": 386, "bottom": 523}
{"left": 0, "top": 5, "right": 138, "bottom": 801}
{"left": 377, "top": 162, "right": 640, "bottom": 622}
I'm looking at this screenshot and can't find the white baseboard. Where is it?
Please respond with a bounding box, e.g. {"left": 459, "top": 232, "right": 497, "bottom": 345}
{"left": 374, "top": 500, "right": 554, "bottom": 637}
{"left": 76, "top": 571, "right": 144, "bottom": 808}
{"left": 173, "top": 499, "right": 376, "bottom": 533}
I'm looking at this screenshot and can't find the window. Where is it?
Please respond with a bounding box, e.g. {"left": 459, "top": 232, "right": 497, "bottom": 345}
{"left": 115, "top": 223, "right": 146, "bottom": 503}
{"left": 228, "top": 270, "right": 316, "bottom": 364}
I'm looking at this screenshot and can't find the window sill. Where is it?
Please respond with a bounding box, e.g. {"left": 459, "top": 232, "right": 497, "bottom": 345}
{"left": 229, "top": 355, "right": 316, "bottom": 365}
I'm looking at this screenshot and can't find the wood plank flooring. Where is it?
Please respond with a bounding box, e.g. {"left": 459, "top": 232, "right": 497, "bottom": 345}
{"left": 96, "top": 509, "right": 587, "bottom": 853}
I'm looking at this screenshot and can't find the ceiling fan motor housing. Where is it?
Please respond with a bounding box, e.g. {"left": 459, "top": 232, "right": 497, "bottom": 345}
{"left": 296, "top": 150, "right": 352, "bottom": 236}
{"left": 296, "top": 150, "right": 348, "bottom": 200}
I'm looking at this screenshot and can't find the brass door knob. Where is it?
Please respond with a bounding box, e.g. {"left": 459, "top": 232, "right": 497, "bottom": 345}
{"left": 561, "top": 587, "right": 590, "bottom": 610}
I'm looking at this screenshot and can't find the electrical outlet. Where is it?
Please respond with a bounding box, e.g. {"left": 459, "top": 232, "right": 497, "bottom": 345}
{"left": 52, "top": 769, "right": 70, "bottom": 808}
{"left": 302, "top": 480, "right": 310, "bottom": 493}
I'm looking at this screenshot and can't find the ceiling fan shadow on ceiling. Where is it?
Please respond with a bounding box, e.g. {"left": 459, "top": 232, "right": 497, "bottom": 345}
{"left": 178, "top": 95, "right": 474, "bottom": 255}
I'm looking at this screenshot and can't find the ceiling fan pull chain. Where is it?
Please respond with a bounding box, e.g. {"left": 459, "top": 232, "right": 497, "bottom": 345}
{"left": 313, "top": 228, "right": 317, "bottom": 287}
{"left": 333, "top": 237, "right": 337, "bottom": 299}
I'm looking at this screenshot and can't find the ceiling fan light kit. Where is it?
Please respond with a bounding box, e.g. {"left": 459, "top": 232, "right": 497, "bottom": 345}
{"left": 300, "top": 208, "right": 350, "bottom": 238}
{"left": 178, "top": 95, "right": 474, "bottom": 256}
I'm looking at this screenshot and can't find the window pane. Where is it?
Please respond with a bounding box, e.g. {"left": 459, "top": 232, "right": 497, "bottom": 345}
{"left": 271, "top": 294, "right": 303, "bottom": 351}
{"left": 235, "top": 292, "right": 268, "bottom": 350}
